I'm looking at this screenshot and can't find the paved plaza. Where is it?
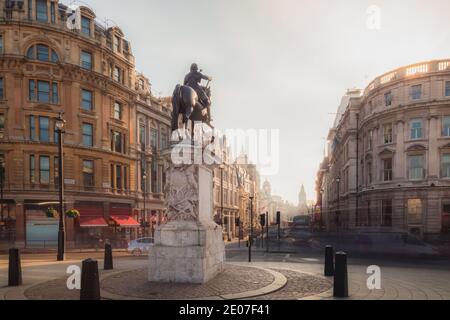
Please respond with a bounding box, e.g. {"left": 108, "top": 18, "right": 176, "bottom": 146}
{"left": 1, "top": 247, "right": 449, "bottom": 300}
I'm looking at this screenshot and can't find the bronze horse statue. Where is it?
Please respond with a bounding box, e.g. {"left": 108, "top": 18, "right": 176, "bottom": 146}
{"left": 171, "top": 82, "right": 211, "bottom": 133}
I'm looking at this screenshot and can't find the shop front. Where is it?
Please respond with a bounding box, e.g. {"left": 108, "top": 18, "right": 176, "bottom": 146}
{"left": 107, "top": 203, "right": 140, "bottom": 248}
{"left": 74, "top": 202, "right": 108, "bottom": 249}
{"left": 25, "top": 204, "right": 58, "bottom": 249}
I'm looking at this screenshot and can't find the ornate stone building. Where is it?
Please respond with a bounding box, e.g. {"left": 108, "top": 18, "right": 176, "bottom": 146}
{"left": 212, "top": 142, "right": 260, "bottom": 240}
{"left": 317, "top": 60, "right": 450, "bottom": 240}
{"left": 0, "top": 0, "right": 171, "bottom": 249}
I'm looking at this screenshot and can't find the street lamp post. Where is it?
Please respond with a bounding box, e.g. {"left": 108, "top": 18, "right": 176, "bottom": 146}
{"left": 336, "top": 176, "right": 341, "bottom": 231}
{"left": 219, "top": 165, "right": 225, "bottom": 239}
{"left": 142, "top": 173, "right": 147, "bottom": 237}
{"left": 320, "top": 188, "right": 324, "bottom": 230}
{"left": 0, "top": 158, "right": 4, "bottom": 223}
{"left": 56, "top": 113, "right": 66, "bottom": 262}
{"left": 249, "top": 195, "right": 254, "bottom": 263}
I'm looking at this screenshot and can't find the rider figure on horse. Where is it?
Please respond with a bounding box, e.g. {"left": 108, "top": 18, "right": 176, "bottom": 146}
{"left": 184, "top": 63, "right": 212, "bottom": 110}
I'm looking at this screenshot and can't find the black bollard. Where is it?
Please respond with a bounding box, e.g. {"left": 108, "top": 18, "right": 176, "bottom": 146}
{"left": 104, "top": 243, "right": 113, "bottom": 270}
{"left": 8, "top": 248, "right": 22, "bottom": 287}
{"left": 324, "top": 245, "right": 334, "bottom": 277}
{"left": 333, "top": 252, "right": 349, "bottom": 298}
{"left": 80, "top": 259, "right": 101, "bottom": 300}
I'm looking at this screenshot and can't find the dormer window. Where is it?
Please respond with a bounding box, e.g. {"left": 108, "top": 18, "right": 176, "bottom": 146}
{"left": 81, "top": 16, "right": 91, "bottom": 36}
{"left": 114, "top": 36, "right": 121, "bottom": 53}
{"left": 50, "top": 1, "right": 56, "bottom": 24}
{"left": 139, "top": 79, "right": 145, "bottom": 90}
{"left": 36, "top": 0, "right": 48, "bottom": 22}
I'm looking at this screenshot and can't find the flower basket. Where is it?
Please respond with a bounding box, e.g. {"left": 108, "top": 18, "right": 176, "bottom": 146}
{"left": 65, "top": 209, "right": 80, "bottom": 219}
{"left": 46, "top": 208, "right": 58, "bottom": 218}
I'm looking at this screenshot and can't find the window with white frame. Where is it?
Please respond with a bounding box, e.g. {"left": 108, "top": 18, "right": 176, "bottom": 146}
{"left": 442, "top": 154, "right": 450, "bottom": 178}
{"left": 382, "top": 158, "right": 393, "bottom": 182}
{"left": 410, "top": 119, "right": 423, "bottom": 140}
{"left": 383, "top": 123, "right": 393, "bottom": 144}
{"left": 409, "top": 155, "right": 424, "bottom": 180}
{"left": 114, "top": 101, "right": 122, "bottom": 120}
{"left": 443, "top": 117, "right": 450, "bottom": 137}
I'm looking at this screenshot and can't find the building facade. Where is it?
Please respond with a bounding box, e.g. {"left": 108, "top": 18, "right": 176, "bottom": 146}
{"left": 318, "top": 60, "right": 450, "bottom": 240}
{"left": 213, "top": 145, "right": 261, "bottom": 240}
{"left": 0, "top": 0, "right": 170, "bottom": 249}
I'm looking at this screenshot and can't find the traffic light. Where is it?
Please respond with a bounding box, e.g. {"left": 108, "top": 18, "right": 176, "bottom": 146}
{"left": 260, "top": 214, "right": 266, "bottom": 227}
{"left": 276, "top": 211, "right": 281, "bottom": 225}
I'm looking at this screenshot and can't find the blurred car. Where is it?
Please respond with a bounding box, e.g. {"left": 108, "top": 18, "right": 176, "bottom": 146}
{"left": 127, "top": 237, "right": 154, "bottom": 256}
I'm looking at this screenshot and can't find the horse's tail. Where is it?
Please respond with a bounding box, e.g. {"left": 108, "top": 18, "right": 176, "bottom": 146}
{"left": 171, "top": 84, "right": 181, "bottom": 131}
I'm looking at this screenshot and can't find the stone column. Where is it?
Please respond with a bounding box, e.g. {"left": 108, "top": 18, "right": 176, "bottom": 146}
{"left": 428, "top": 116, "right": 439, "bottom": 179}
{"left": 394, "top": 120, "right": 405, "bottom": 180}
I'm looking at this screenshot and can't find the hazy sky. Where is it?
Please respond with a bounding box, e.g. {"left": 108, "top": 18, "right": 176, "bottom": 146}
{"left": 81, "top": 0, "right": 450, "bottom": 204}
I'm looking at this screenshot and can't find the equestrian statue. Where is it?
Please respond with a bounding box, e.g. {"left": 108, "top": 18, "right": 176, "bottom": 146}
{"left": 171, "top": 63, "right": 213, "bottom": 133}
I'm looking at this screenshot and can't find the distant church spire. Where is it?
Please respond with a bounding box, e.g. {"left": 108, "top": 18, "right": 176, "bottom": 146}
{"left": 298, "top": 184, "right": 307, "bottom": 208}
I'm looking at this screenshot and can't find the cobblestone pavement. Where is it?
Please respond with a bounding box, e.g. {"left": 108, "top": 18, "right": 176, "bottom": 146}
{"left": 25, "top": 278, "right": 81, "bottom": 300}
{"left": 23, "top": 264, "right": 333, "bottom": 300}
{"left": 101, "top": 265, "right": 275, "bottom": 299}
{"left": 248, "top": 269, "right": 332, "bottom": 300}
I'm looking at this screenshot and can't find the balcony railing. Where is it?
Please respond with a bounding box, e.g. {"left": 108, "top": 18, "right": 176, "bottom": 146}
{"left": 364, "top": 59, "right": 450, "bottom": 96}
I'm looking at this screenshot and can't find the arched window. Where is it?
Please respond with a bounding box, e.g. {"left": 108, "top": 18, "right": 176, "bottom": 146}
{"left": 26, "top": 44, "right": 59, "bottom": 63}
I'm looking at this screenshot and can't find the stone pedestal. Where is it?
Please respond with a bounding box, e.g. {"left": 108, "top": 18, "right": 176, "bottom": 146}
{"left": 148, "top": 163, "right": 225, "bottom": 284}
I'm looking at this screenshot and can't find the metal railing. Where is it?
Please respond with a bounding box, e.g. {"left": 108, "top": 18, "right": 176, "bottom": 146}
{"left": 25, "top": 240, "right": 58, "bottom": 249}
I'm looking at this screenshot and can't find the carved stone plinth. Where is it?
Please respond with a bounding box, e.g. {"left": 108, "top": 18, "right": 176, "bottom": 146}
{"left": 148, "top": 163, "right": 225, "bottom": 284}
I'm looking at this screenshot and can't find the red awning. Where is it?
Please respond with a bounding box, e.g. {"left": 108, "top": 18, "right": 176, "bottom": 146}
{"left": 110, "top": 215, "right": 140, "bottom": 227}
{"left": 79, "top": 216, "right": 108, "bottom": 228}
